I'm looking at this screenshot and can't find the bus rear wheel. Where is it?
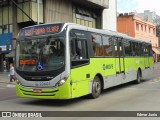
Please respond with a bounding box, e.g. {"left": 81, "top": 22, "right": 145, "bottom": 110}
{"left": 89, "top": 76, "right": 101, "bottom": 99}
{"left": 135, "top": 70, "right": 141, "bottom": 84}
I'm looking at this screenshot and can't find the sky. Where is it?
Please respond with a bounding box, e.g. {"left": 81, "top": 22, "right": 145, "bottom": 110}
{"left": 117, "top": 0, "right": 160, "bottom": 16}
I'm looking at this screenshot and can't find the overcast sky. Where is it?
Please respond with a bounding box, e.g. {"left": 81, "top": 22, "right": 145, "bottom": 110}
{"left": 117, "top": 0, "right": 160, "bottom": 16}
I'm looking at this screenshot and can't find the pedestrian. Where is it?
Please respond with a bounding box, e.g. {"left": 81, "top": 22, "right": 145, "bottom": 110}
{"left": 9, "top": 63, "right": 15, "bottom": 82}
{"left": 3, "top": 60, "right": 6, "bottom": 72}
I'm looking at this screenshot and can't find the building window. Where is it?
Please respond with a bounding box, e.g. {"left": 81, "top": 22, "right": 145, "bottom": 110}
{"left": 17, "top": 0, "right": 43, "bottom": 24}
{"left": 145, "top": 25, "right": 147, "bottom": 32}
{"left": 31, "top": 0, "right": 43, "bottom": 3}
{"left": 153, "top": 28, "right": 156, "bottom": 35}
{"left": 73, "top": 5, "right": 97, "bottom": 28}
{"left": 0, "top": 1, "right": 12, "bottom": 34}
{"left": 136, "top": 23, "right": 139, "bottom": 31}
{"left": 3, "top": 25, "right": 9, "bottom": 34}
{"left": 149, "top": 27, "right": 151, "bottom": 33}
{"left": 141, "top": 24, "right": 143, "bottom": 31}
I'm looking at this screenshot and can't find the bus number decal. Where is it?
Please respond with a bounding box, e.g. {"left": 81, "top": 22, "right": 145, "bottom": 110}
{"left": 35, "top": 81, "right": 50, "bottom": 87}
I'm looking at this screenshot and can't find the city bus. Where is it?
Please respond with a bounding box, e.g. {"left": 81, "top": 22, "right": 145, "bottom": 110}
{"left": 15, "top": 23, "right": 154, "bottom": 99}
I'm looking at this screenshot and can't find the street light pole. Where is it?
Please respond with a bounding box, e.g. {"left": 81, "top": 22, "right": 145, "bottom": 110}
{"left": 37, "top": 0, "right": 39, "bottom": 25}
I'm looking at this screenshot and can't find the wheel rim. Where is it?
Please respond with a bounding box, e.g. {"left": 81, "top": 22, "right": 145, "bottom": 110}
{"left": 93, "top": 78, "right": 101, "bottom": 97}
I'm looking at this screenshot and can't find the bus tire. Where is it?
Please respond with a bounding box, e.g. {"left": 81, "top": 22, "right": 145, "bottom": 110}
{"left": 89, "top": 76, "right": 101, "bottom": 99}
{"left": 135, "top": 70, "right": 141, "bottom": 84}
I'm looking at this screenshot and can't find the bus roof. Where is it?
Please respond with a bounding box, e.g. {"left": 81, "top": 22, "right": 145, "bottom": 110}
{"left": 18, "top": 23, "right": 74, "bottom": 38}
{"left": 19, "top": 22, "right": 151, "bottom": 44}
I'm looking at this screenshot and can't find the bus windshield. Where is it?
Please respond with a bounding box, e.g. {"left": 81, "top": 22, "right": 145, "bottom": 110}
{"left": 16, "top": 36, "right": 65, "bottom": 72}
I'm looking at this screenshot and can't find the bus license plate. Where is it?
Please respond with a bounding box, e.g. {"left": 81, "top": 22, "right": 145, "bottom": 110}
{"left": 35, "top": 81, "right": 50, "bottom": 87}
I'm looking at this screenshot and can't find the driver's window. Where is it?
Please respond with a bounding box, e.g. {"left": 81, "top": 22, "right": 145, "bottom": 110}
{"left": 71, "top": 38, "right": 88, "bottom": 60}
{"left": 70, "top": 38, "right": 89, "bottom": 67}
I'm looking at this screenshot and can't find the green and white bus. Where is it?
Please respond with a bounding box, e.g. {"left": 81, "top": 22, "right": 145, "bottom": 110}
{"left": 15, "top": 23, "right": 154, "bottom": 99}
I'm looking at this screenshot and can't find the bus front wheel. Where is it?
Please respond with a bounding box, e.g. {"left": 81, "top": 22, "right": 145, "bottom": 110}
{"left": 89, "top": 76, "right": 101, "bottom": 99}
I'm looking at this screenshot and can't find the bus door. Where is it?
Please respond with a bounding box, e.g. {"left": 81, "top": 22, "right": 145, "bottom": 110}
{"left": 143, "top": 43, "right": 150, "bottom": 68}
{"left": 114, "top": 37, "right": 125, "bottom": 75}
{"left": 70, "top": 29, "right": 90, "bottom": 98}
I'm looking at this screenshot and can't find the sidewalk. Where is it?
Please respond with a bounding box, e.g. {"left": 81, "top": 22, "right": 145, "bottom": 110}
{"left": 0, "top": 72, "right": 15, "bottom": 84}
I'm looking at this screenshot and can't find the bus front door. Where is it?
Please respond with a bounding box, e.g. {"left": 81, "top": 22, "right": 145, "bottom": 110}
{"left": 115, "top": 37, "right": 125, "bottom": 84}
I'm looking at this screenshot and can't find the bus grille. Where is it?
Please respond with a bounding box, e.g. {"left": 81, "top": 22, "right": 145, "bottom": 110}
{"left": 20, "top": 88, "right": 59, "bottom": 96}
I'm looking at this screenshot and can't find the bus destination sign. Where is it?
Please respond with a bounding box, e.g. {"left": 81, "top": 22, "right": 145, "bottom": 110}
{"left": 19, "top": 24, "right": 63, "bottom": 37}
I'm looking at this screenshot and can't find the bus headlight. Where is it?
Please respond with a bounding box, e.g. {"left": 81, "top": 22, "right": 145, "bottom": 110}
{"left": 55, "top": 77, "right": 68, "bottom": 87}
{"left": 16, "top": 79, "right": 20, "bottom": 85}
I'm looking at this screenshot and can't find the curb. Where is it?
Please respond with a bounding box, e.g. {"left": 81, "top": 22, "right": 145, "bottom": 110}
{"left": 0, "top": 81, "right": 16, "bottom": 84}
{"left": 151, "top": 77, "right": 160, "bottom": 82}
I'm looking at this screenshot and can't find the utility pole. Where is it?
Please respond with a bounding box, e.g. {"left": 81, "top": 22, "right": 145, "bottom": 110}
{"left": 12, "top": 0, "right": 18, "bottom": 51}
{"left": 37, "top": 0, "right": 39, "bottom": 25}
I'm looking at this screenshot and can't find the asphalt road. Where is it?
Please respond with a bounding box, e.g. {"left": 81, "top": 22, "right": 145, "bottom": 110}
{"left": 0, "top": 83, "right": 16, "bottom": 101}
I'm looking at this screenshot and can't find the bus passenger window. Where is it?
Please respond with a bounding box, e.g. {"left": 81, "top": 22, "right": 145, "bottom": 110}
{"left": 102, "top": 35, "right": 114, "bottom": 57}
{"left": 124, "top": 40, "right": 132, "bottom": 56}
{"left": 132, "top": 42, "right": 136, "bottom": 56}
{"left": 144, "top": 45, "right": 149, "bottom": 56}
{"left": 148, "top": 45, "right": 153, "bottom": 56}
{"left": 139, "top": 43, "right": 143, "bottom": 56}
{"left": 132, "top": 42, "right": 140, "bottom": 56}
{"left": 91, "top": 33, "right": 103, "bottom": 57}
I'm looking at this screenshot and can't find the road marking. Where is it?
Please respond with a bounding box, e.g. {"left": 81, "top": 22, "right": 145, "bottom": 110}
{"left": 150, "top": 80, "right": 160, "bottom": 84}
{"left": 148, "top": 78, "right": 160, "bottom": 84}
{"left": 0, "top": 87, "right": 5, "bottom": 89}
{"left": 7, "top": 84, "right": 15, "bottom": 88}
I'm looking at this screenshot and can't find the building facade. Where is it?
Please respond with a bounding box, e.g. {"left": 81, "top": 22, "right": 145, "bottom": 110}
{"left": 138, "top": 10, "right": 160, "bottom": 51}
{"left": 138, "top": 10, "right": 160, "bottom": 24}
{"left": 117, "top": 14, "right": 159, "bottom": 62}
{"left": 102, "top": 0, "right": 117, "bottom": 31}
{"left": 0, "top": 0, "right": 116, "bottom": 71}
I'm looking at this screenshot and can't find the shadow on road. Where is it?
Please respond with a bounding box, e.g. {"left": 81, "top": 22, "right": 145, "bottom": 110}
{"left": 18, "top": 96, "right": 91, "bottom": 107}
{"left": 101, "top": 79, "right": 151, "bottom": 95}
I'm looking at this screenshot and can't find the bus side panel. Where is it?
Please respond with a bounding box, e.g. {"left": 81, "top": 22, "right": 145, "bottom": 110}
{"left": 70, "top": 58, "right": 104, "bottom": 98}
{"left": 70, "top": 65, "right": 90, "bottom": 98}
{"left": 124, "top": 57, "right": 154, "bottom": 82}
{"left": 123, "top": 57, "right": 143, "bottom": 83}
{"left": 103, "top": 58, "right": 117, "bottom": 88}
{"left": 142, "top": 57, "right": 154, "bottom": 79}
